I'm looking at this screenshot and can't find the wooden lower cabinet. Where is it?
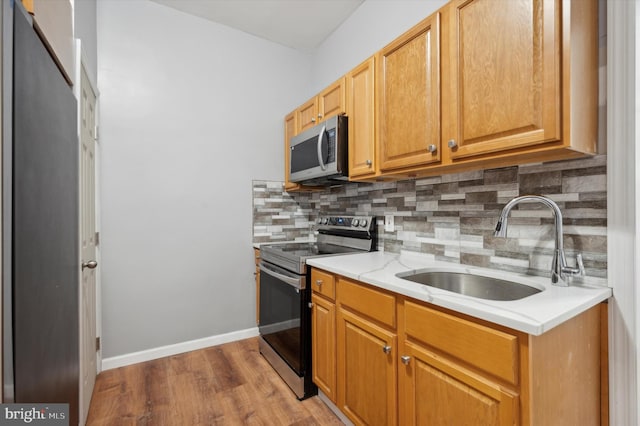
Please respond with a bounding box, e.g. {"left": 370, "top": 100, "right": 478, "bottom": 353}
{"left": 311, "top": 293, "right": 336, "bottom": 402}
{"left": 337, "top": 308, "right": 397, "bottom": 426}
{"left": 310, "top": 268, "right": 606, "bottom": 426}
{"left": 399, "top": 341, "right": 518, "bottom": 425}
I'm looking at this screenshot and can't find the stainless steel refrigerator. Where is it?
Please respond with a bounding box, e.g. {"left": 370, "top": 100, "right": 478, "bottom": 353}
{"left": 2, "top": 2, "right": 79, "bottom": 424}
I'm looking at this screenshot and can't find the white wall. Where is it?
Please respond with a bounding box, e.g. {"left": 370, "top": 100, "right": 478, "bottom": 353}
{"left": 607, "top": 1, "right": 638, "bottom": 424}
{"left": 309, "top": 0, "right": 447, "bottom": 94}
{"left": 97, "top": 0, "right": 310, "bottom": 357}
{"left": 73, "top": 0, "right": 97, "bottom": 83}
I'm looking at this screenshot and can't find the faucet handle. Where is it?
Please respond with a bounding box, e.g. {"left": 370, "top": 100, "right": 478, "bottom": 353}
{"left": 563, "top": 253, "right": 586, "bottom": 277}
{"left": 575, "top": 253, "right": 585, "bottom": 276}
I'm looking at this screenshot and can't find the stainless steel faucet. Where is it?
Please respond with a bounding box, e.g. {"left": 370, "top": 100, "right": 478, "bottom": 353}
{"left": 494, "top": 195, "right": 585, "bottom": 286}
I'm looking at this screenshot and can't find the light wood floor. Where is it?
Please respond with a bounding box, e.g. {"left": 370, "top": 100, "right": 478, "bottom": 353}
{"left": 86, "top": 337, "right": 343, "bottom": 425}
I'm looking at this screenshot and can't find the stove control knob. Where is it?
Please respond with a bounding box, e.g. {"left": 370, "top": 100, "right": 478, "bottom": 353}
{"left": 322, "top": 218, "right": 328, "bottom": 225}
{"left": 329, "top": 217, "right": 335, "bottom": 225}
{"left": 352, "top": 219, "right": 359, "bottom": 227}
{"left": 360, "top": 219, "right": 368, "bottom": 228}
{"left": 317, "top": 218, "right": 322, "bottom": 225}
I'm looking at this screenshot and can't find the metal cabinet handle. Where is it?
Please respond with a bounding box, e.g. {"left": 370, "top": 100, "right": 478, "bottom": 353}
{"left": 447, "top": 139, "right": 457, "bottom": 148}
{"left": 315, "top": 279, "right": 323, "bottom": 286}
{"left": 366, "top": 159, "right": 372, "bottom": 166}
{"left": 82, "top": 260, "right": 98, "bottom": 270}
{"left": 311, "top": 117, "right": 316, "bottom": 123}
{"left": 308, "top": 302, "right": 314, "bottom": 308}
{"left": 382, "top": 345, "right": 392, "bottom": 354}
{"left": 401, "top": 355, "right": 411, "bottom": 365}
{"left": 428, "top": 144, "right": 437, "bottom": 153}
{"left": 317, "top": 125, "right": 328, "bottom": 171}
{"left": 318, "top": 114, "right": 323, "bottom": 119}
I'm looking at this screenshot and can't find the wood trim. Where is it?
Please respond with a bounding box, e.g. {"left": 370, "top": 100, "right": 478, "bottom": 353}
{"left": 563, "top": 0, "right": 599, "bottom": 154}
{"left": 21, "top": 0, "right": 34, "bottom": 14}
{"left": 600, "top": 302, "right": 609, "bottom": 426}
{"left": 528, "top": 305, "right": 602, "bottom": 426}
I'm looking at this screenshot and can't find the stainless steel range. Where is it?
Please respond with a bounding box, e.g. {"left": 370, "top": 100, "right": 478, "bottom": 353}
{"left": 258, "top": 215, "right": 378, "bottom": 400}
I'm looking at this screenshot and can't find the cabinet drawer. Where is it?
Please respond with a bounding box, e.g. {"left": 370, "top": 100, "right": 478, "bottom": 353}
{"left": 338, "top": 278, "right": 396, "bottom": 329}
{"left": 403, "top": 300, "right": 518, "bottom": 385}
{"left": 311, "top": 269, "right": 336, "bottom": 300}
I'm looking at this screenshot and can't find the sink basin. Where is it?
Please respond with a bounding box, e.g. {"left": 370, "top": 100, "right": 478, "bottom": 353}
{"left": 396, "top": 270, "right": 542, "bottom": 301}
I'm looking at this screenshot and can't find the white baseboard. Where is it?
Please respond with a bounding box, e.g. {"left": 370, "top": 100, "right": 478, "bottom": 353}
{"left": 101, "top": 327, "right": 259, "bottom": 371}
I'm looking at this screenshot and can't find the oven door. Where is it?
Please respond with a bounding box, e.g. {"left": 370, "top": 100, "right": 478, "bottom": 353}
{"left": 258, "top": 260, "right": 309, "bottom": 376}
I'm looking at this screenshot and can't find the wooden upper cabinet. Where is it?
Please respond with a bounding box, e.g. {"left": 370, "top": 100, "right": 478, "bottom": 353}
{"left": 297, "top": 78, "right": 346, "bottom": 133}
{"left": 318, "top": 77, "right": 346, "bottom": 122}
{"left": 347, "top": 56, "right": 376, "bottom": 179}
{"left": 443, "top": 0, "right": 598, "bottom": 164}
{"left": 446, "top": 0, "right": 560, "bottom": 160}
{"left": 297, "top": 98, "right": 318, "bottom": 133}
{"left": 378, "top": 13, "right": 441, "bottom": 172}
{"left": 22, "top": 0, "right": 74, "bottom": 85}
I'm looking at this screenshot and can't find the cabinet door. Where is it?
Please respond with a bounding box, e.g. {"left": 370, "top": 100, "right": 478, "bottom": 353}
{"left": 378, "top": 13, "right": 441, "bottom": 171}
{"left": 311, "top": 294, "right": 337, "bottom": 402}
{"left": 446, "top": 0, "right": 561, "bottom": 160}
{"left": 347, "top": 56, "right": 376, "bottom": 178}
{"left": 399, "top": 341, "right": 518, "bottom": 426}
{"left": 297, "top": 98, "right": 318, "bottom": 133}
{"left": 319, "top": 77, "right": 346, "bottom": 122}
{"left": 337, "top": 309, "right": 397, "bottom": 426}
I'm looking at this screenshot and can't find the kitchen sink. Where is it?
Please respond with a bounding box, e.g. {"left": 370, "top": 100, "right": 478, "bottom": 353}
{"left": 396, "top": 270, "right": 543, "bottom": 301}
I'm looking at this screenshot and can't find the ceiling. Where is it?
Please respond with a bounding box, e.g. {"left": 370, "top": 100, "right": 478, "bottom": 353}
{"left": 150, "top": 0, "right": 365, "bottom": 52}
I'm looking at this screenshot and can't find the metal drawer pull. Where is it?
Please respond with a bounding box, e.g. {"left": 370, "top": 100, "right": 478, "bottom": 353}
{"left": 315, "top": 279, "right": 323, "bottom": 286}
{"left": 366, "top": 159, "right": 372, "bottom": 166}
{"left": 427, "top": 144, "right": 437, "bottom": 153}
{"left": 447, "top": 139, "right": 457, "bottom": 148}
{"left": 401, "top": 355, "right": 411, "bottom": 365}
{"left": 382, "top": 345, "right": 392, "bottom": 354}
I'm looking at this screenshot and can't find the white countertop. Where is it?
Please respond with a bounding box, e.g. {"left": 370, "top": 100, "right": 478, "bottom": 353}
{"left": 306, "top": 251, "right": 612, "bottom": 336}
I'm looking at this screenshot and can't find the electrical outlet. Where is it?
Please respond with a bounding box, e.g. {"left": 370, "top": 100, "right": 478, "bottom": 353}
{"left": 384, "top": 214, "right": 394, "bottom": 232}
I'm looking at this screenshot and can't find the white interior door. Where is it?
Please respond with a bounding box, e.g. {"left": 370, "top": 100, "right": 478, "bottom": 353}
{"left": 79, "top": 64, "right": 97, "bottom": 425}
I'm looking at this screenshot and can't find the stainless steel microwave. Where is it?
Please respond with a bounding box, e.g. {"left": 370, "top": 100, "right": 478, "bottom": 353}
{"left": 289, "top": 115, "right": 348, "bottom": 185}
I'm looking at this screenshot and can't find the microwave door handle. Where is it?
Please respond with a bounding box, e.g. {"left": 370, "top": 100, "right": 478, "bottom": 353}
{"left": 317, "top": 125, "right": 327, "bottom": 170}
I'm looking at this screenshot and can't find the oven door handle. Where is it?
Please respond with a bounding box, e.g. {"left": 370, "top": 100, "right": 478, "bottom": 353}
{"left": 260, "top": 262, "right": 304, "bottom": 290}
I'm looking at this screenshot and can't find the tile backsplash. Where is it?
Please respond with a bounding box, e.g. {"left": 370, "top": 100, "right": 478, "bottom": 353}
{"left": 253, "top": 154, "right": 607, "bottom": 282}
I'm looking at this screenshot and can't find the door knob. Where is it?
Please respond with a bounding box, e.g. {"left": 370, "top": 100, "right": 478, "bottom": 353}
{"left": 82, "top": 260, "right": 98, "bottom": 270}
{"left": 401, "top": 355, "right": 411, "bottom": 365}
{"left": 447, "top": 139, "right": 457, "bottom": 148}
{"left": 382, "top": 345, "right": 392, "bottom": 354}
{"left": 428, "top": 144, "right": 437, "bottom": 153}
